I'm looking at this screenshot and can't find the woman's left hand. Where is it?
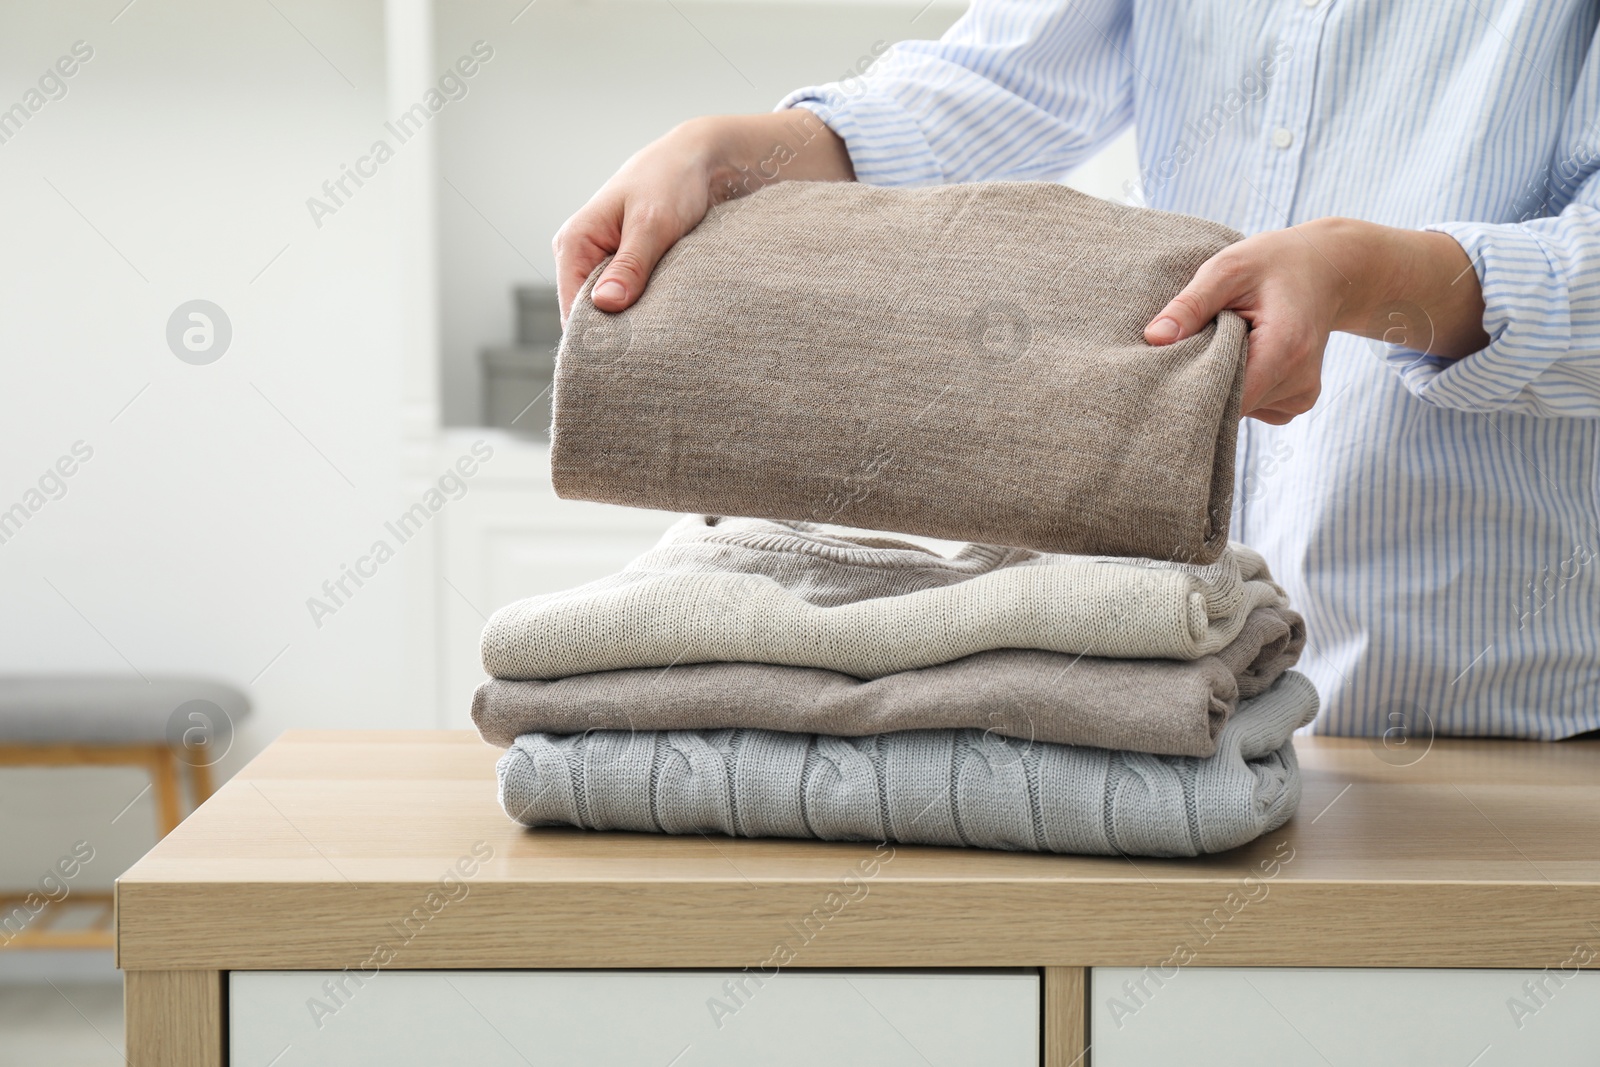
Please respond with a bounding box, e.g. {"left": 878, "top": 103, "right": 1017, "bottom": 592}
{"left": 1143, "top": 217, "right": 1490, "bottom": 424}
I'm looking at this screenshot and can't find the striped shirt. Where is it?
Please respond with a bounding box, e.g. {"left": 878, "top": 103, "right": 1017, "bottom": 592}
{"left": 781, "top": 0, "right": 1600, "bottom": 739}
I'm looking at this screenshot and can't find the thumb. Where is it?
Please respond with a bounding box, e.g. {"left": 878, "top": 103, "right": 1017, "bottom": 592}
{"left": 589, "top": 207, "right": 681, "bottom": 313}
{"left": 1144, "top": 262, "right": 1234, "bottom": 346}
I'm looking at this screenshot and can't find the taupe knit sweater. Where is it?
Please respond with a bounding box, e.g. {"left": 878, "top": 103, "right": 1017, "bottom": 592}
{"left": 552, "top": 180, "right": 1247, "bottom": 563}
{"left": 474, "top": 605, "right": 1304, "bottom": 757}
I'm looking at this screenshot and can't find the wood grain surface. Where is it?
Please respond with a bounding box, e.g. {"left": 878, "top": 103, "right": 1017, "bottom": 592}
{"left": 117, "top": 730, "right": 1600, "bottom": 971}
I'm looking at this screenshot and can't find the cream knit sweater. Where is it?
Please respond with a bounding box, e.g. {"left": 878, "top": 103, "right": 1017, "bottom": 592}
{"left": 481, "top": 516, "right": 1288, "bottom": 681}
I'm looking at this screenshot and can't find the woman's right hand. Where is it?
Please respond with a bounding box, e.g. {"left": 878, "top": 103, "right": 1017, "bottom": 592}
{"left": 553, "top": 111, "right": 854, "bottom": 325}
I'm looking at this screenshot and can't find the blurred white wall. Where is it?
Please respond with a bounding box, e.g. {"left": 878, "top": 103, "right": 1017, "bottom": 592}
{"left": 0, "top": 0, "right": 406, "bottom": 907}
{"left": 0, "top": 0, "right": 1140, "bottom": 958}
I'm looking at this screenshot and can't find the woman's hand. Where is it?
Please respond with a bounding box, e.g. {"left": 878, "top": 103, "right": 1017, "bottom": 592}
{"left": 554, "top": 111, "right": 854, "bottom": 325}
{"left": 1143, "top": 217, "right": 1490, "bottom": 424}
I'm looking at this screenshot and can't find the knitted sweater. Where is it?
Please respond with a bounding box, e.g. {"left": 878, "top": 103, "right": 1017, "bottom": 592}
{"left": 552, "top": 180, "right": 1248, "bottom": 563}
{"left": 496, "top": 671, "right": 1318, "bottom": 857}
{"left": 475, "top": 604, "right": 1303, "bottom": 757}
{"left": 481, "top": 516, "right": 1286, "bottom": 681}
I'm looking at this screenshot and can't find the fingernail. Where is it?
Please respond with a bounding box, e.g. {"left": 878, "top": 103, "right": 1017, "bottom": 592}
{"left": 1148, "top": 317, "right": 1179, "bottom": 343}
{"left": 593, "top": 279, "right": 626, "bottom": 304}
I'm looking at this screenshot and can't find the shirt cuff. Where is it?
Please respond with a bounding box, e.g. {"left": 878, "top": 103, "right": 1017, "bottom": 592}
{"left": 778, "top": 85, "right": 946, "bottom": 188}
{"left": 1373, "top": 221, "right": 1572, "bottom": 413}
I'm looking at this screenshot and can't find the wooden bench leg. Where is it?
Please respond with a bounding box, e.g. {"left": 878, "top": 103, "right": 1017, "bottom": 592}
{"left": 188, "top": 743, "right": 216, "bottom": 808}
{"left": 1044, "top": 966, "right": 1090, "bottom": 1066}
{"left": 148, "top": 746, "right": 184, "bottom": 837}
{"left": 125, "top": 970, "right": 224, "bottom": 1067}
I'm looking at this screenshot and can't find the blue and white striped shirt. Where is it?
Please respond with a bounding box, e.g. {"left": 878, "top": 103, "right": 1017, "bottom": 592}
{"left": 782, "top": 0, "right": 1600, "bottom": 739}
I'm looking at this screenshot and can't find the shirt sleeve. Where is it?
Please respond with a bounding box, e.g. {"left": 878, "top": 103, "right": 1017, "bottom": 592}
{"left": 777, "top": 0, "right": 1135, "bottom": 188}
{"left": 1378, "top": 45, "right": 1600, "bottom": 418}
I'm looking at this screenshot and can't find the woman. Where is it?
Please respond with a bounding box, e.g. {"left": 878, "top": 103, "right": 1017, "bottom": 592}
{"left": 553, "top": 1, "right": 1600, "bottom": 740}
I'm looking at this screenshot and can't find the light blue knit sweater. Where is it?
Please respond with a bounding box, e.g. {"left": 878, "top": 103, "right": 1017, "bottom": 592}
{"left": 497, "top": 671, "right": 1317, "bottom": 858}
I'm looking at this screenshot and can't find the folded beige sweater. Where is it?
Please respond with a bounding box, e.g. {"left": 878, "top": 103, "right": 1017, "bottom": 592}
{"left": 480, "top": 516, "right": 1287, "bottom": 681}
{"left": 552, "top": 180, "right": 1247, "bottom": 563}
{"left": 475, "top": 604, "right": 1303, "bottom": 756}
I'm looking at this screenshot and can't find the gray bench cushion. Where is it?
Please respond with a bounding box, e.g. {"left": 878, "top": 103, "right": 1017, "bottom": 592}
{"left": 0, "top": 676, "right": 250, "bottom": 744}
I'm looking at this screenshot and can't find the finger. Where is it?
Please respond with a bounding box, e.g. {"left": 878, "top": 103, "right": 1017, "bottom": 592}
{"left": 556, "top": 237, "right": 611, "bottom": 327}
{"left": 1239, "top": 339, "right": 1284, "bottom": 415}
{"left": 1245, "top": 385, "right": 1320, "bottom": 424}
{"left": 1246, "top": 406, "right": 1298, "bottom": 426}
{"left": 590, "top": 204, "right": 682, "bottom": 314}
{"left": 554, "top": 206, "right": 621, "bottom": 327}
{"left": 1247, "top": 380, "right": 1321, "bottom": 419}
{"left": 1144, "top": 255, "right": 1242, "bottom": 346}
{"left": 1245, "top": 384, "right": 1321, "bottom": 424}
{"left": 1240, "top": 324, "right": 1322, "bottom": 416}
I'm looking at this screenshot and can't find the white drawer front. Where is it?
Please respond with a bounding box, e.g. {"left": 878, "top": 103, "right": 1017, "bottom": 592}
{"left": 231, "top": 969, "right": 1038, "bottom": 1066}
{"left": 1092, "top": 966, "right": 1600, "bottom": 1066}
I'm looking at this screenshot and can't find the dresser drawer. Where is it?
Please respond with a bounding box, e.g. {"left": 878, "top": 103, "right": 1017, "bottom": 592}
{"left": 230, "top": 969, "right": 1039, "bottom": 1066}
{"left": 1092, "top": 966, "right": 1600, "bottom": 1065}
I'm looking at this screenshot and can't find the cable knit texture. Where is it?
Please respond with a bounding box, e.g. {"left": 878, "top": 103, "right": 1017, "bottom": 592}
{"left": 497, "top": 672, "right": 1317, "bottom": 857}
{"left": 551, "top": 180, "right": 1248, "bottom": 563}
{"left": 480, "top": 516, "right": 1286, "bottom": 681}
{"left": 474, "top": 605, "right": 1303, "bottom": 756}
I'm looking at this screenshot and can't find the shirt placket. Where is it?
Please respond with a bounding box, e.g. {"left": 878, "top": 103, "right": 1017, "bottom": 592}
{"left": 1240, "top": 0, "right": 1333, "bottom": 234}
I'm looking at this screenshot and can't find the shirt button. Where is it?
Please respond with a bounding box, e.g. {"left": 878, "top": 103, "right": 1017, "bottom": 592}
{"left": 1302, "top": 0, "right": 1320, "bottom": 7}
{"left": 1271, "top": 127, "right": 1294, "bottom": 149}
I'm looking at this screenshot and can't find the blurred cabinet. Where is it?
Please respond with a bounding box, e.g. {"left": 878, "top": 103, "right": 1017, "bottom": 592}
{"left": 481, "top": 286, "right": 559, "bottom": 438}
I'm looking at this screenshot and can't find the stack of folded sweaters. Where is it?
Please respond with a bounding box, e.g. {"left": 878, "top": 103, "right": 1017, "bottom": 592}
{"left": 478, "top": 516, "right": 1316, "bottom": 857}
{"left": 475, "top": 178, "right": 1319, "bottom": 857}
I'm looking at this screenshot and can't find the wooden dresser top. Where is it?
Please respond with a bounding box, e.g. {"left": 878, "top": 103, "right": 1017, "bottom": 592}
{"left": 116, "top": 730, "right": 1600, "bottom": 971}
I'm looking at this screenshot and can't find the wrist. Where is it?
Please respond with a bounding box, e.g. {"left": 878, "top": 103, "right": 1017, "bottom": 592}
{"left": 1307, "top": 216, "right": 1393, "bottom": 336}
{"left": 1318, "top": 217, "right": 1485, "bottom": 356}
{"left": 674, "top": 114, "right": 749, "bottom": 183}
{"left": 688, "top": 111, "right": 852, "bottom": 200}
